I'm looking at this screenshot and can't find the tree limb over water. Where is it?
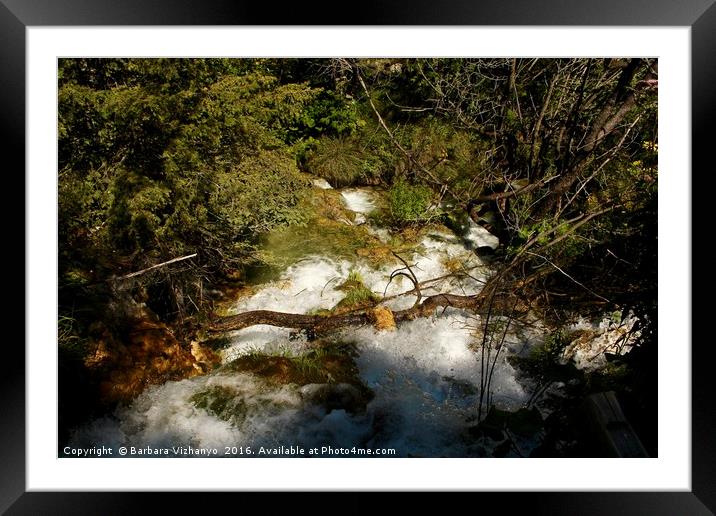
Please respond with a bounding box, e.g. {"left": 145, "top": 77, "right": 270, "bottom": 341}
{"left": 207, "top": 291, "right": 524, "bottom": 334}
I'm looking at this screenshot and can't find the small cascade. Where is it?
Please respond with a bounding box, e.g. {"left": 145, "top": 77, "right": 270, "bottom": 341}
{"left": 68, "top": 185, "right": 635, "bottom": 458}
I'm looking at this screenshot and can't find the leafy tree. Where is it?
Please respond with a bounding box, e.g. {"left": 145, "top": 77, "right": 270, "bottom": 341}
{"left": 58, "top": 59, "right": 323, "bottom": 323}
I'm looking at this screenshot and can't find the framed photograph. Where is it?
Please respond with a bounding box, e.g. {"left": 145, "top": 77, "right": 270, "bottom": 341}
{"left": 6, "top": 0, "right": 711, "bottom": 513}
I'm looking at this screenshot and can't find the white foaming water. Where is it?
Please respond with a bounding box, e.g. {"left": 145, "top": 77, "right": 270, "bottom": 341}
{"left": 69, "top": 187, "right": 541, "bottom": 457}
{"left": 221, "top": 257, "right": 352, "bottom": 361}
{"left": 340, "top": 188, "right": 377, "bottom": 214}
{"left": 68, "top": 372, "right": 372, "bottom": 456}
{"left": 70, "top": 310, "right": 530, "bottom": 457}
{"left": 312, "top": 178, "right": 333, "bottom": 189}
{"left": 220, "top": 228, "right": 490, "bottom": 360}
{"left": 562, "top": 313, "right": 641, "bottom": 371}
{"left": 234, "top": 258, "right": 350, "bottom": 314}
{"left": 464, "top": 219, "right": 500, "bottom": 250}
{"left": 350, "top": 313, "right": 527, "bottom": 410}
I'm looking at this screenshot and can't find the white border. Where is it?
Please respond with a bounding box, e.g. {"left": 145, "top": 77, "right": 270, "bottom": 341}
{"left": 27, "top": 27, "right": 690, "bottom": 491}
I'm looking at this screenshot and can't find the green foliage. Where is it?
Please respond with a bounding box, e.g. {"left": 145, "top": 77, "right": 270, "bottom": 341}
{"left": 346, "top": 269, "right": 364, "bottom": 285}
{"left": 293, "top": 347, "right": 332, "bottom": 383}
{"left": 533, "top": 329, "right": 570, "bottom": 363}
{"left": 303, "top": 136, "right": 367, "bottom": 187}
{"left": 290, "top": 90, "right": 363, "bottom": 140}
{"left": 388, "top": 180, "right": 433, "bottom": 225}
{"left": 333, "top": 269, "right": 380, "bottom": 312}
{"left": 303, "top": 135, "right": 385, "bottom": 187}
{"left": 335, "top": 285, "right": 380, "bottom": 310}
{"left": 107, "top": 170, "right": 172, "bottom": 249}
{"left": 58, "top": 59, "right": 323, "bottom": 321}
{"left": 58, "top": 315, "right": 87, "bottom": 358}
{"left": 58, "top": 166, "right": 114, "bottom": 260}
{"left": 207, "top": 150, "right": 308, "bottom": 238}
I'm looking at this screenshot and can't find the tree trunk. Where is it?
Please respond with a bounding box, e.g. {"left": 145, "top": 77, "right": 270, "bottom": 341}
{"left": 207, "top": 292, "right": 524, "bottom": 335}
{"left": 534, "top": 59, "right": 654, "bottom": 219}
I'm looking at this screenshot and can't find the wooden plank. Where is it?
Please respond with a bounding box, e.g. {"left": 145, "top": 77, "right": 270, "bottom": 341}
{"left": 584, "top": 391, "right": 649, "bottom": 458}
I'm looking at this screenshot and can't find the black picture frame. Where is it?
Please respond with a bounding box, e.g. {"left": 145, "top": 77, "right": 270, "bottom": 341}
{"left": 4, "top": 1, "right": 711, "bottom": 513}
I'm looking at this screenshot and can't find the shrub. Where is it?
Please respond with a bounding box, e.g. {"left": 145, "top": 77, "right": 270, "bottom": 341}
{"left": 289, "top": 90, "right": 363, "bottom": 141}
{"left": 305, "top": 137, "right": 371, "bottom": 188}
{"left": 388, "top": 180, "right": 433, "bottom": 225}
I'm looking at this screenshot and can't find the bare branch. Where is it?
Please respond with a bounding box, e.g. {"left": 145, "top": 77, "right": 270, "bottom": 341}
{"left": 114, "top": 254, "right": 198, "bottom": 281}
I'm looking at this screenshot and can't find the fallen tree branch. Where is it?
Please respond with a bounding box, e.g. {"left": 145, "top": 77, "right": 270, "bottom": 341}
{"left": 207, "top": 292, "right": 505, "bottom": 335}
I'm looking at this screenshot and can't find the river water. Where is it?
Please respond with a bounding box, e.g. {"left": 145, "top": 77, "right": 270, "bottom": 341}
{"left": 68, "top": 185, "right": 638, "bottom": 457}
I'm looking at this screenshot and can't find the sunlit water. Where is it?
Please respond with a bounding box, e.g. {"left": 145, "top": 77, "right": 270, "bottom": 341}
{"left": 68, "top": 186, "right": 633, "bottom": 457}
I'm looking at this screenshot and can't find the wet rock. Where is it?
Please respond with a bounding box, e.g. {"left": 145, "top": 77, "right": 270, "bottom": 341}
{"left": 300, "top": 383, "right": 372, "bottom": 414}
{"left": 191, "top": 341, "right": 221, "bottom": 373}
{"left": 84, "top": 319, "right": 200, "bottom": 406}
{"left": 442, "top": 376, "right": 479, "bottom": 397}
{"left": 474, "top": 245, "right": 497, "bottom": 261}
{"left": 355, "top": 245, "right": 394, "bottom": 264}
{"left": 443, "top": 210, "right": 499, "bottom": 251}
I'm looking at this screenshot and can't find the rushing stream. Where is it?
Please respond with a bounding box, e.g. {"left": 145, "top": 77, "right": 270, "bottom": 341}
{"left": 68, "top": 184, "right": 638, "bottom": 457}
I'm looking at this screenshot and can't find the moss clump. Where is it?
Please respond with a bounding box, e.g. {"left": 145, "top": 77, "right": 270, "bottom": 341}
{"left": 342, "top": 269, "right": 365, "bottom": 288}
{"left": 441, "top": 255, "right": 466, "bottom": 274}
{"left": 355, "top": 245, "right": 394, "bottom": 265}
{"left": 190, "top": 385, "right": 237, "bottom": 417}
{"left": 335, "top": 286, "right": 379, "bottom": 310}
{"left": 228, "top": 344, "right": 365, "bottom": 387}
{"left": 252, "top": 190, "right": 384, "bottom": 277}
{"left": 332, "top": 271, "right": 380, "bottom": 314}
{"left": 189, "top": 383, "right": 298, "bottom": 425}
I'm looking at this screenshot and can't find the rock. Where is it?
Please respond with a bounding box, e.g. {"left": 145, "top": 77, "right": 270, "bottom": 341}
{"left": 474, "top": 246, "right": 497, "bottom": 262}
{"left": 561, "top": 314, "right": 640, "bottom": 372}
{"left": 190, "top": 341, "right": 221, "bottom": 373}
{"left": 299, "top": 383, "right": 371, "bottom": 414}
{"left": 312, "top": 178, "right": 333, "bottom": 189}
{"left": 370, "top": 306, "right": 396, "bottom": 331}
{"left": 84, "top": 318, "right": 200, "bottom": 407}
